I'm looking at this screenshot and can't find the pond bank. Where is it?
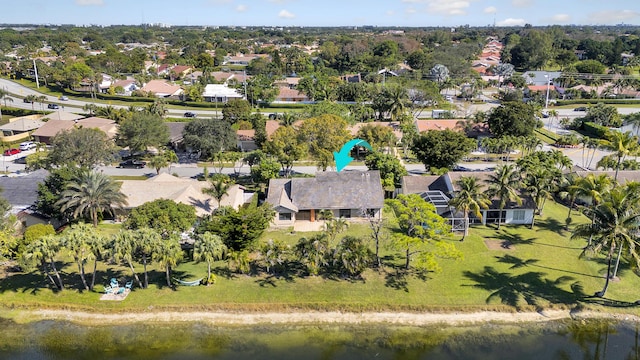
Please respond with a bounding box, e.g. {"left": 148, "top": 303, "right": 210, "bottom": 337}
{"left": 7, "top": 308, "right": 638, "bottom": 326}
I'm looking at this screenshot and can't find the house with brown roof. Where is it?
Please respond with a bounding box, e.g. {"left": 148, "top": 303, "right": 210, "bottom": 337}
{"left": 0, "top": 115, "right": 46, "bottom": 143}
{"left": 274, "top": 87, "right": 309, "bottom": 103}
{"left": 414, "top": 119, "right": 462, "bottom": 133}
{"left": 31, "top": 116, "right": 117, "bottom": 144}
{"left": 171, "top": 65, "right": 193, "bottom": 78}
{"left": 266, "top": 171, "right": 384, "bottom": 229}
{"left": 119, "top": 173, "right": 249, "bottom": 217}
{"left": 401, "top": 172, "right": 535, "bottom": 227}
{"left": 141, "top": 80, "right": 183, "bottom": 98}
{"left": 236, "top": 120, "right": 282, "bottom": 151}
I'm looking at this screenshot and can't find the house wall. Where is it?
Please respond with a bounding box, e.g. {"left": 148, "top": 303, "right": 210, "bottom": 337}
{"left": 480, "top": 209, "right": 534, "bottom": 225}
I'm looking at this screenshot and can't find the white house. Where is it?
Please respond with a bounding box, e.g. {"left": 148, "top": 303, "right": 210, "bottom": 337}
{"left": 202, "top": 84, "right": 244, "bottom": 103}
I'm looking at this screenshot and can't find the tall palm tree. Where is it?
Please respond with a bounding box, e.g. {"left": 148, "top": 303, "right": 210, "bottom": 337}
{"left": 624, "top": 112, "right": 640, "bottom": 136}
{"left": 385, "top": 85, "right": 408, "bottom": 122}
{"left": 523, "top": 168, "right": 552, "bottom": 229}
{"left": 87, "top": 232, "right": 107, "bottom": 291}
{"left": 36, "top": 95, "right": 46, "bottom": 112}
{"left": 487, "top": 164, "right": 522, "bottom": 230}
{"left": 572, "top": 186, "right": 640, "bottom": 297}
{"left": 148, "top": 154, "right": 168, "bottom": 175}
{"left": 193, "top": 232, "right": 227, "bottom": 285}
{"left": 599, "top": 131, "right": 640, "bottom": 181}
{"left": 576, "top": 173, "right": 614, "bottom": 247}
{"left": 111, "top": 230, "right": 144, "bottom": 289}
{"left": 448, "top": 176, "right": 491, "bottom": 240}
{"left": 23, "top": 234, "right": 64, "bottom": 290}
{"left": 558, "top": 173, "right": 581, "bottom": 229}
{"left": 154, "top": 239, "right": 183, "bottom": 287}
{"left": 0, "top": 88, "right": 13, "bottom": 119}
{"left": 56, "top": 171, "right": 127, "bottom": 227}
{"left": 61, "top": 223, "right": 94, "bottom": 290}
{"left": 135, "top": 228, "right": 162, "bottom": 289}
{"left": 24, "top": 94, "right": 37, "bottom": 110}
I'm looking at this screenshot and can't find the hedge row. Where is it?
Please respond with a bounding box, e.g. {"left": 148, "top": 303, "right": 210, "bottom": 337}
{"left": 556, "top": 99, "right": 640, "bottom": 106}
{"left": 581, "top": 121, "right": 610, "bottom": 138}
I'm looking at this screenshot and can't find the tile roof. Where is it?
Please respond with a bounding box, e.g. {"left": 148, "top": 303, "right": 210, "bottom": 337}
{"left": 415, "top": 119, "right": 463, "bottom": 133}
{"left": 275, "top": 87, "right": 308, "bottom": 101}
{"left": 31, "top": 117, "right": 117, "bottom": 139}
{"left": 0, "top": 117, "right": 46, "bottom": 132}
{"left": 0, "top": 169, "right": 49, "bottom": 209}
{"left": 141, "top": 80, "right": 182, "bottom": 96}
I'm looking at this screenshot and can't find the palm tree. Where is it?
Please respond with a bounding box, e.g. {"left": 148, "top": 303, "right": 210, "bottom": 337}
{"left": 23, "top": 234, "right": 64, "bottom": 290}
{"left": 148, "top": 154, "right": 169, "bottom": 175}
{"left": 36, "top": 95, "right": 46, "bottom": 112}
{"left": 487, "top": 164, "right": 522, "bottom": 230}
{"left": 572, "top": 186, "right": 640, "bottom": 297}
{"left": 599, "top": 131, "right": 640, "bottom": 181}
{"left": 575, "top": 173, "right": 613, "bottom": 246}
{"left": 385, "top": 85, "right": 408, "bottom": 122}
{"left": 24, "top": 94, "right": 37, "bottom": 110}
{"left": 624, "top": 112, "right": 640, "bottom": 136}
{"left": 280, "top": 112, "right": 298, "bottom": 127}
{"left": 448, "top": 176, "right": 491, "bottom": 240}
{"left": 87, "top": 232, "right": 107, "bottom": 291}
{"left": 61, "top": 223, "right": 94, "bottom": 290}
{"left": 325, "top": 217, "right": 349, "bottom": 244}
{"left": 135, "top": 227, "right": 161, "bottom": 289}
{"left": 203, "top": 178, "right": 232, "bottom": 210}
{"left": 0, "top": 88, "right": 13, "bottom": 119}
{"left": 111, "top": 230, "right": 144, "bottom": 289}
{"left": 558, "top": 173, "right": 581, "bottom": 229}
{"left": 523, "top": 168, "right": 552, "bottom": 228}
{"left": 56, "top": 171, "right": 127, "bottom": 227}
{"left": 153, "top": 239, "right": 183, "bottom": 287}
{"left": 193, "top": 232, "right": 227, "bottom": 285}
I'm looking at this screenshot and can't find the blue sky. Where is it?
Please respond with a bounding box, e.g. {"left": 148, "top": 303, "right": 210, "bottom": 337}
{"left": 1, "top": 0, "right": 639, "bottom": 27}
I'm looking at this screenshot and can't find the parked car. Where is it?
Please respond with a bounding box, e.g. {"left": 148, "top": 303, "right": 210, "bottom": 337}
{"left": 47, "top": 103, "right": 60, "bottom": 109}
{"left": 19, "top": 141, "right": 36, "bottom": 151}
{"left": 574, "top": 107, "right": 587, "bottom": 112}
{"left": 23, "top": 98, "right": 31, "bottom": 103}
{"left": 3, "top": 148, "right": 21, "bottom": 156}
{"left": 184, "top": 112, "right": 197, "bottom": 118}
{"left": 59, "top": 95, "right": 69, "bottom": 101}
{"left": 118, "top": 159, "right": 147, "bottom": 168}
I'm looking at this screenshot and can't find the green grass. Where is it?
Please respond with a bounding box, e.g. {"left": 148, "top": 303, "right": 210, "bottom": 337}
{"left": 2, "top": 200, "right": 640, "bottom": 314}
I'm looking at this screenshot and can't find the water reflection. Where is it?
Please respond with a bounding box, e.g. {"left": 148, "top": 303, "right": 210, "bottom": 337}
{"left": 1, "top": 318, "right": 639, "bottom": 360}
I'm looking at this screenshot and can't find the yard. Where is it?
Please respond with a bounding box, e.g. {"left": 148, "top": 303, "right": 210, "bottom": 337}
{"left": 1, "top": 200, "right": 640, "bottom": 314}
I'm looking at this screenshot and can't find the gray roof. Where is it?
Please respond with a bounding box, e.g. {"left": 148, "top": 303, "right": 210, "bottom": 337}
{"left": 574, "top": 170, "right": 640, "bottom": 184}
{"left": 401, "top": 175, "right": 448, "bottom": 194}
{"left": 0, "top": 169, "right": 49, "bottom": 208}
{"left": 0, "top": 118, "right": 46, "bottom": 132}
{"left": 166, "top": 122, "right": 186, "bottom": 143}
{"left": 267, "top": 171, "right": 384, "bottom": 211}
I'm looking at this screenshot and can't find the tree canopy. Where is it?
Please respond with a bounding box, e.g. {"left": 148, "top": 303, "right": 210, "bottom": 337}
{"left": 124, "top": 199, "right": 197, "bottom": 237}
{"left": 411, "top": 129, "right": 476, "bottom": 170}
{"left": 487, "top": 102, "right": 539, "bottom": 138}
{"left": 48, "top": 127, "right": 118, "bottom": 169}
{"left": 182, "top": 118, "right": 237, "bottom": 158}
{"left": 116, "top": 112, "right": 170, "bottom": 155}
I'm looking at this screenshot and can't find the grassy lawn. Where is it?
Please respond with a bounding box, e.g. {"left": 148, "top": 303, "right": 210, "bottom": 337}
{"left": 2, "top": 200, "right": 640, "bottom": 314}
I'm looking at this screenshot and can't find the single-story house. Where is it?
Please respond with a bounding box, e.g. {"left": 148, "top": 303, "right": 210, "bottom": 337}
{"left": 274, "top": 87, "right": 309, "bottom": 103}
{"left": 202, "top": 84, "right": 244, "bottom": 103}
{"left": 266, "top": 170, "right": 384, "bottom": 227}
{"left": 0, "top": 115, "right": 46, "bottom": 142}
{"left": 113, "top": 79, "right": 138, "bottom": 95}
{"left": 401, "top": 172, "right": 535, "bottom": 227}
{"left": 141, "top": 80, "right": 184, "bottom": 98}
{"left": 235, "top": 120, "right": 286, "bottom": 152}
{"left": 414, "top": 119, "right": 462, "bottom": 132}
{"left": 119, "top": 173, "right": 249, "bottom": 217}
{"left": 31, "top": 116, "right": 117, "bottom": 144}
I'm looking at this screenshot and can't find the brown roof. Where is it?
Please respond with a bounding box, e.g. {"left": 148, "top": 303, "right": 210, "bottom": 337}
{"left": 276, "top": 87, "right": 308, "bottom": 101}
{"left": 209, "top": 71, "right": 234, "bottom": 82}
{"left": 32, "top": 117, "right": 117, "bottom": 139}
{"left": 171, "top": 65, "right": 192, "bottom": 74}
{"left": 415, "top": 119, "right": 462, "bottom": 133}
{"left": 141, "top": 80, "right": 182, "bottom": 95}
{"left": 237, "top": 129, "right": 255, "bottom": 141}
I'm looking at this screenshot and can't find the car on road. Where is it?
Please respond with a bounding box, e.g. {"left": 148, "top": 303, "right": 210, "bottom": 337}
{"left": 47, "top": 103, "right": 60, "bottom": 109}
{"left": 59, "top": 95, "right": 69, "bottom": 101}
{"left": 118, "top": 159, "right": 147, "bottom": 169}
{"left": 3, "top": 148, "right": 21, "bottom": 156}
{"left": 184, "top": 112, "right": 197, "bottom": 118}
{"left": 19, "top": 141, "right": 36, "bottom": 151}
{"left": 23, "top": 98, "right": 31, "bottom": 103}
{"left": 574, "top": 107, "right": 587, "bottom": 112}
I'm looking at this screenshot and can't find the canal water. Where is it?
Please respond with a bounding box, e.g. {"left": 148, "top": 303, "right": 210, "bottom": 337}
{"left": 1, "top": 318, "right": 638, "bottom": 359}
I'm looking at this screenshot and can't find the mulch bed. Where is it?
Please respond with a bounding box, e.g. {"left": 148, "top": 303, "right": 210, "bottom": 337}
{"left": 484, "top": 239, "right": 515, "bottom": 250}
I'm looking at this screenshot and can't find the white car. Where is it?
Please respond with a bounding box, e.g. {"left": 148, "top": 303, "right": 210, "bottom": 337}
{"left": 19, "top": 141, "right": 37, "bottom": 151}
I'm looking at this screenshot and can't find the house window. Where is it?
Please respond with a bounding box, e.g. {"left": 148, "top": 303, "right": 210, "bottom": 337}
{"left": 339, "top": 209, "right": 351, "bottom": 218}
{"left": 279, "top": 212, "right": 292, "bottom": 221}
{"left": 513, "top": 210, "right": 525, "bottom": 221}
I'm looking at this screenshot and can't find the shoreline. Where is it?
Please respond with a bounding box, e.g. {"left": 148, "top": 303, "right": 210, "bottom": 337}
{"left": 8, "top": 308, "right": 639, "bottom": 326}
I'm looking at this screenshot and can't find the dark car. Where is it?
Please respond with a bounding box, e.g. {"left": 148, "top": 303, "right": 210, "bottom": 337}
{"left": 3, "top": 148, "right": 21, "bottom": 156}
{"left": 574, "top": 107, "right": 587, "bottom": 112}
{"left": 118, "top": 159, "right": 147, "bottom": 169}
{"left": 184, "top": 112, "right": 197, "bottom": 118}
{"left": 47, "top": 103, "right": 60, "bottom": 109}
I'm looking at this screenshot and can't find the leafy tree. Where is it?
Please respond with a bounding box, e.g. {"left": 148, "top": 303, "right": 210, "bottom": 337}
{"left": 23, "top": 224, "right": 55, "bottom": 245}
{"left": 56, "top": 171, "right": 127, "bottom": 227}
{"left": 386, "top": 194, "right": 461, "bottom": 271}
{"left": 333, "top": 236, "right": 371, "bottom": 277}
{"left": 48, "top": 127, "right": 118, "bottom": 169}
{"left": 36, "top": 167, "right": 81, "bottom": 220}
{"left": 222, "top": 99, "right": 252, "bottom": 124}
{"left": 574, "top": 60, "right": 606, "bottom": 74}
{"left": 251, "top": 157, "right": 280, "bottom": 184}
{"left": 116, "top": 112, "right": 169, "bottom": 156}
{"left": 599, "top": 131, "right": 640, "bottom": 181}
{"left": 297, "top": 114, "right": 351, "bottom": 170}
{"left": 364, "top": 151, "right": 407, "bottom": 192}
{"left": 245, "top": 74, "right": 278, "bottom": 105}
{"left": 194, "top": 232, "right": 227, "bottom": 285}
{"left": 487, "top": 165, "right": 522, "bottom": 230}
{"left": 296, "top": 234, "right": 330, "bottom": 276}
{"left": 584, "top": 103, "right": 621, "bottom": 127}
{"left": 411, "top": 130, "right": 476, "bottom": 171}
{"left": 198, "top": 203, "right": 274, "bottom": 251}
{"left": 509, "top": 30, "right": 553, "bottom": 70}
{"left": 487, "top": 102, "right": 539, "bottom": 138}
{"left": 124, "top": 199, "right": 196, "bottom": 237}
{"left": 183, "top": 118, "right": 236, "bottom": 159}
{"left": 264, "top": 125, "right": 307, "bottom": 176}
{"left": 448, "top": 176, "right": 491, "bottom": 240}
{"left": 357, "top": 124, "right": 397, "bottom": 152}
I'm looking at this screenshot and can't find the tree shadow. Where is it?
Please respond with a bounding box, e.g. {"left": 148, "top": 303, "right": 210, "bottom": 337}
{"left": 496, "top": 254, "right": 602, "bottom": 278}
{"left": 384, "top": 264, "right": 409, "bottom": 292}
{"left": 490, "top": 230, "right": 535, "bottom": 246}
{"left": 212, "top": 266, "right": 237, "bottom": 280}
{"left": 536, "top": 218, "right": 567, "bottom": 236}
{"left": 581, "top": 295, "right": 640, "bottom": 308}
{"left": 463, "top": 266, "right": 586, "bottom": 308}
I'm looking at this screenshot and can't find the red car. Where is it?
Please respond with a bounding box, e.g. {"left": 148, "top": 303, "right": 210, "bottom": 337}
{"left": 3, "top": 148, "right": 21, "bottom": 156}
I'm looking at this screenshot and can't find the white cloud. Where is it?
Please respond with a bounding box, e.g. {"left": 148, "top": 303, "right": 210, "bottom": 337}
{"left": 405, "top": 8, "right": 417, "bottom": 14}
{"left": 483, "top": 6, "right": 497, "bottom": 14}
{"left": 278, "top": 9, "right": 296, "bottom": 19}
{"left": 550, "top": 14, "right": 570, "bottom": 23}
{"left": 497, "top": 18, "right": 527, "bottom": 26}
{"left": 400, "top": 0, "right": 471, "bottom": 16}
{"left": 236, "top": 4, "right": 247, "bottom": 12}
{"left": 75, "top": 0, "right": 103, "bottom": 5}
{"left": 512, "top": 0, "right": 532, "bottom": 7}
{"left": 587, "top": 9, "right": 640, "bottom": 24}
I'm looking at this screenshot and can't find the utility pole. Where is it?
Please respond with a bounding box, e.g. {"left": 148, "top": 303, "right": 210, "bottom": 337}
{"left": 33, "top": 59, "right": 40, "bottom": 88}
